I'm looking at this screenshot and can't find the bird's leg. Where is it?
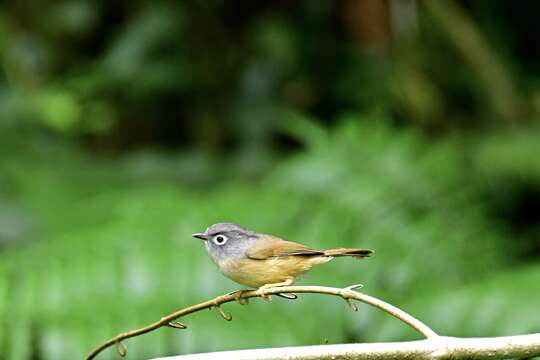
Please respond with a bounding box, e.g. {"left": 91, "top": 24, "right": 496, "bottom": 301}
{"left": 257, "top": 278, "right": 294, "bottom": 301}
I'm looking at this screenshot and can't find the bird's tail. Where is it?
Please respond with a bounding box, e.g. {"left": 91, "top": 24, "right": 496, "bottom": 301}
{"left": 323, "top": 248, "right": 374, "bottom": 259}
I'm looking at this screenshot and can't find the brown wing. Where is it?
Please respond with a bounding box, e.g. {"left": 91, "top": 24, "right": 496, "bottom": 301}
{"left": 245, "top": 235, "right": 324, "bottom": 260}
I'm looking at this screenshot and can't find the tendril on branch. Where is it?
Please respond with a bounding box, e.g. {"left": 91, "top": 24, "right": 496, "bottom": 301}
{"left": 85, "top": 284, "right": 438, "bottom": 360}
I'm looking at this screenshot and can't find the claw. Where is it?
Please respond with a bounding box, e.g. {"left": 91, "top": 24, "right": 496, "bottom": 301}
{"left": 258, "top": 288, "right": 272, "bottom": 301}
{"left": 228, "top": 290, "right": 250, "bottom": 305}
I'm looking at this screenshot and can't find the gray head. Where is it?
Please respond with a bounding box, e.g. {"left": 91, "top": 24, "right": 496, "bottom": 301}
{"left": 192, "top": 223, "right": 259, "bottom": 263}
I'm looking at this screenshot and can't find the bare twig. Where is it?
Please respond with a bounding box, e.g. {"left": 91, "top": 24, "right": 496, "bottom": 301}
{"left": 85, "top": 285, "right": 437, "bottom": 359}
{"left": 152, "top": 334, "right": 540, "bottom": 360}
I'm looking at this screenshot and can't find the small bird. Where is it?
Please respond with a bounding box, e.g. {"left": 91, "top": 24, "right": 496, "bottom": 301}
{"left": 193, "top": 223, "right": 373, "bottom": 298}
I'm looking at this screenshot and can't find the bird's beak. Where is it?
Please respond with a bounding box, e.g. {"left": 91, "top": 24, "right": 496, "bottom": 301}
{"left": 192, "top": 232, "right": 208, "bottom": 240}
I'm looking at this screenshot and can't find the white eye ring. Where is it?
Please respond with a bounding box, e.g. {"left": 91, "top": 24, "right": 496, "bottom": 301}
{"left": 212, "top": 234, "right": 228, "bottom": 246}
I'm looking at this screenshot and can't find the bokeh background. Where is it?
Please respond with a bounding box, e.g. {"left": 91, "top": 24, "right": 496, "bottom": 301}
{"left": 1, "top": 0, "right": 540, "bottom": 359}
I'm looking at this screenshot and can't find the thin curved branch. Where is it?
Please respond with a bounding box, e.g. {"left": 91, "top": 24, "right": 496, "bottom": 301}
{"left": 85, "top": 285, "right": 437, "bottom": 360}
{"left": 152, "top": 334, "right": 540, "bottom": 360}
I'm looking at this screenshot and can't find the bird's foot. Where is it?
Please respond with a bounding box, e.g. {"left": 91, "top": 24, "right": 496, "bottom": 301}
{"left": 257, "top": 285, "right": 273, "bottom": 301}
{"left": 257, "top": 278, "right": 295, "bottom": 301}
{"left": 226, "top": 290, "right": 250, "bottom": 305}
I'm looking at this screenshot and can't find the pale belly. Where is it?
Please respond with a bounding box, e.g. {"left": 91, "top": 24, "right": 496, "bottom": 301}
{"left": 217, "top": 256, "right": 331, "bottom": 288}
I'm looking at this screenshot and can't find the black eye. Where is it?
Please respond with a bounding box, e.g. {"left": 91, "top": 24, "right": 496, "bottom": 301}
{"left": 212, "top": 234, "right": 228, "bottom": 246}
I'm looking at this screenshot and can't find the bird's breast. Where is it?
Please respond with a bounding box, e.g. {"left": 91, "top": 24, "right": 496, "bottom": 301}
{"left": 217, "top": 256, "right": 324, "bottom": 288}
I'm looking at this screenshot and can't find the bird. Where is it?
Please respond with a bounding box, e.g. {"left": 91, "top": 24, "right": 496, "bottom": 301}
{"left": 193, "top": 223, "right": 373, "bottom": 299}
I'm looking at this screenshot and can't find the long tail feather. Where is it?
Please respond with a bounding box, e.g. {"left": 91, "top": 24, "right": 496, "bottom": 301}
{"left": 323, "top": 248, "right": 374, "bottom": 259}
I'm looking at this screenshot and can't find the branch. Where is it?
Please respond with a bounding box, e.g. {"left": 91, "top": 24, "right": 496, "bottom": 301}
{"left": 85, "top": 284, "right": 437, "bottom": 359}
{"left": 152, "top": 334, "right": 540, "bottom": 360}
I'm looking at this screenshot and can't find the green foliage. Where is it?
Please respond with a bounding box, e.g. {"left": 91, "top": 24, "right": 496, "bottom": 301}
{"left": 1, "top": 118, "right": 538, "bottom": 359}
{"left": 3, "top": 0, "right": 535, "bottom": 145}
{"left": 1, "top": 1, "right": 540, "bottom": 359}
{"left": 475, "top": 124, "right": 540, "bottom": 181}
{"left": 371, "top": 264, "right": 540, "bottom": 340}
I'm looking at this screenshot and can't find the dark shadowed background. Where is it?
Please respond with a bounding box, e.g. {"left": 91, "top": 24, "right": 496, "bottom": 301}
{"left": 1, "top": 0, "right": 540, "bottom": 359}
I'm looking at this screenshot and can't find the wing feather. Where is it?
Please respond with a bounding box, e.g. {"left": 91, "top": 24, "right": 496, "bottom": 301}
{"left": 245, "top": 236, "right": 323, "bottom": 260}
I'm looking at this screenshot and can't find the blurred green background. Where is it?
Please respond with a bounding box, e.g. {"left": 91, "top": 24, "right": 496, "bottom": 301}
{"left": 1, "top": 0, "right": 540, "bottom": 359}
